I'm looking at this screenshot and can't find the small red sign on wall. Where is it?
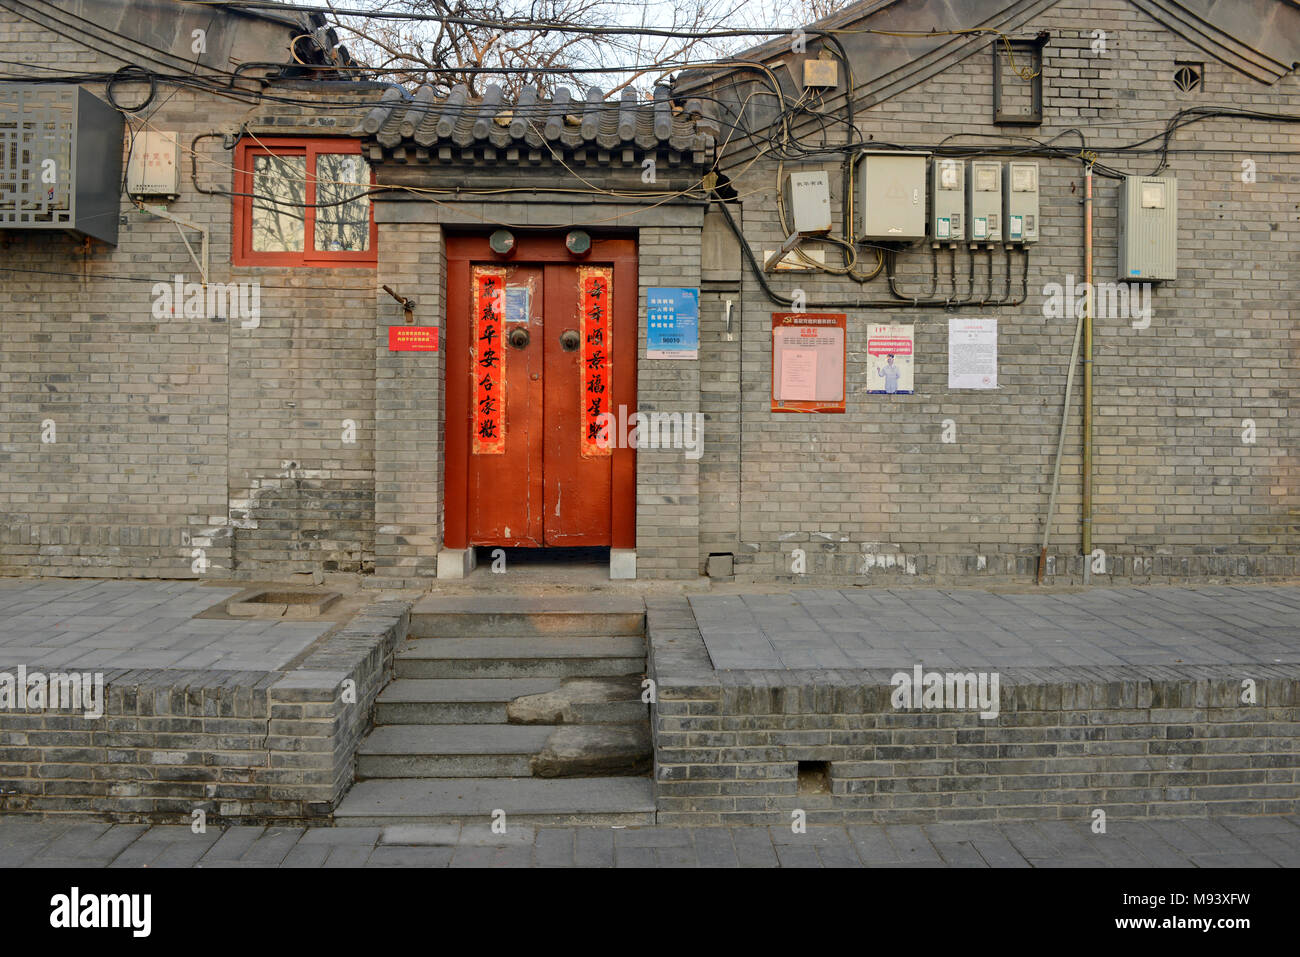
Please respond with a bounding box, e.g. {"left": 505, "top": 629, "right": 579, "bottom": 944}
{"left": 388, "top": 326, "right": 439, "bottom": 352}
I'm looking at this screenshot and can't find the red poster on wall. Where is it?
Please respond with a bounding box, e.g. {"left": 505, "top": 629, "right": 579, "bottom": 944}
{"left": 472, "top": 266, "right": 506, "bottom": 454}
{"left": 387, "top": 326, "right": 439, "bottom": 352}
{"left": 579, "top": 265, "right": 613, "bottom": 457}
{"left": 771, "top": 313, "right": 847, "bottom": 413}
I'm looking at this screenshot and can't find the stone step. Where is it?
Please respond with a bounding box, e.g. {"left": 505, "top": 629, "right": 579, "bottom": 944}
{"left": 376, "top": 678, "right": 563, "bottom": 724}
{"left": 530, "top": 724, "right": 652, "bottom": 778}
{"left": 394, "top": 635, "right": 646, "bottom": 679}
{"left": 356, "top": 725, "right": 556, "bottom": 778}
{"left": 507, "top": 675, "right": 648, "bottom": 725}
{"left": 335, "top": 776, "right": 656, "bottom": 826}
{"left": 409, "top": 596, "right": 644, "bottom": 638}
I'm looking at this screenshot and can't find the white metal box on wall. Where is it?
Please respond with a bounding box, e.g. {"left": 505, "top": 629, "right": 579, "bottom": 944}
{"left": 930, "top": 158, "right": 964, "bottom": 242}
{"left": 967, "top": 160, "right": 1002, "bottom": 242}
{"left": 1004, "top": 161, "right": 1039, "bottom": 243}
{"left": 857, "top": 150, "right": 928, "bottom": 241}
{"left": 126, "top": 131, "right": 180, "bottom": 199}
{"left": 782, "top": 170, "right": 832, "bottom": 234}
{"left": 1118, "top": 175, "right": 1177, "bottom": 280}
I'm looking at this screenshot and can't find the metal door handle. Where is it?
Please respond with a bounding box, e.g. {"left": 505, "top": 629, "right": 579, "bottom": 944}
{"left": 508, "top": 327, "right": 530, "bottom": 349}
{"left": 559, "top": 330, "right": 580, "bottom": 352}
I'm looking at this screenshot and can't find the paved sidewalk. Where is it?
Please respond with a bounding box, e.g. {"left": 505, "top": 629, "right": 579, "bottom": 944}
{"left": 691, "top": 586, "right": 1300, "bottom": 670}
{"left": 1, "top": 815, "right": 1296, "bottom": 868}
{"left": 0, "top": 580, "right": 329, "bottom": 672}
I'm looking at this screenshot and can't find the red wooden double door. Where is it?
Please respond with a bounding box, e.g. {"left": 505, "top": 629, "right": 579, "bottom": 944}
{"left": 444, "top": 235, "right": 637, "bottom": 549}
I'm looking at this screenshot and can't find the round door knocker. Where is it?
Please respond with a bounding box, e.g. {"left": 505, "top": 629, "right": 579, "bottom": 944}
{"left": 507, "top": 327, "right": 530, "bottom": 349}
{"left": 559, "top": 329, "right": 580, "bottom": 352}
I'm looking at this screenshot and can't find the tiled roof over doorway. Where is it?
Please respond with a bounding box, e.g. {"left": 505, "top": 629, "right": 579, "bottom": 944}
{"left": 354, "top": 83, "right": 717, "bottom": 168}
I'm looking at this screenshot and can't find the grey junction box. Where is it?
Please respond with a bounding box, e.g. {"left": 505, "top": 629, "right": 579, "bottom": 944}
{"left": 1004, "top": 161, "right": 1039, "bottom": 243}
{"left": 1119, "top": 175, "right": 1177, "bottom": 281}
{"left": 967, "top": 160, "right": 1003, "bottom": 242}
{"left": 781, "top": 169, "right": 832, "bottom": 234}
{"left": 857, "top": 150, "right": 928, "bottom": 241}
{"left": 931, "top": 157, "right": 964, "bottom": 241}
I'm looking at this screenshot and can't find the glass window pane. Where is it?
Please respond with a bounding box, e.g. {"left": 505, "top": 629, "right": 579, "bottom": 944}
{"left": 314, "top": 153, "right": 371, "bottom": 253}
{"left": 251, "top": 153, "right": 306, "bottom": 252}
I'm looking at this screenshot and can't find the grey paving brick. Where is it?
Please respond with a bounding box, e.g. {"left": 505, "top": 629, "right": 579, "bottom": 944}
{"left": 614, "top": 826, "right": 693, "bottom": 848}
{"left": 575, "top": 828, "right": 615, "bottom": 867}
{"left": 364, "top": 845, "right": 455, "bottom": 867}
{"left": 324, "top": 845, "right": 376, "bottom": 868}
{"left": 614, "top": 845, "right": 657, "bottom": 867}
{"left": 533, "top": 828, "right": 575, "bottom": 867}
{"left": 281, "top": 843, "right": 331, "bottom": 867}
{"left": 730, "top": 828, "right": 779, "bottom": 867}
{"left": 774, "top": 844, "right": 822, "bottom": 867}
{"left": 691, "top": 828, "right": 740, "bottom": 868}
{"left": 200, "top": 826, "right": 266, "bottom": 862}
{"left": 299, "top": 826, "right": 382, "bottom": 845}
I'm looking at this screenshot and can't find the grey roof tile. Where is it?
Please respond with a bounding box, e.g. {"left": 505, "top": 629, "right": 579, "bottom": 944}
{"left": 355, "top": 82, "right": 714, "bottom": 165}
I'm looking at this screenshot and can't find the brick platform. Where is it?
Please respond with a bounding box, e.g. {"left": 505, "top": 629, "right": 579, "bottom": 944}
{"left": 647, "top": 586, "right": 1300, "bottom": 826}
{"left": 0, "top": 581, "right": 407, "bottom": 822}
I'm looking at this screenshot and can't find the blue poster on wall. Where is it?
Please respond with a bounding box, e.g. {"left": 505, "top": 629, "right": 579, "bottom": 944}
{"left": 646, "top": 287, "right": 699, "bottom": 359}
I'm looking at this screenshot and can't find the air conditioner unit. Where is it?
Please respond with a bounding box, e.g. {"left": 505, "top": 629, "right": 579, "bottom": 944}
{"left": 0, "top": 84, "right": 124, "bottom": 244}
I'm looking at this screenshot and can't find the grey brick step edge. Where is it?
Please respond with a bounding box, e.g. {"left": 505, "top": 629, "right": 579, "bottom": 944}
{"left": 0, "top": 599, "right": 415, "bottom": 824}
{"left": 645, "top": 596, "right": 1300, "bottom": 704}
{"left": 335, "top": 776, "right": 656, "bottom": 827}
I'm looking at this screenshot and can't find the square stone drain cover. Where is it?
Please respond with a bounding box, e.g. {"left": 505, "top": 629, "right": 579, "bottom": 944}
{"left": 225, "top": 589, "right": 341, "bottom": 619}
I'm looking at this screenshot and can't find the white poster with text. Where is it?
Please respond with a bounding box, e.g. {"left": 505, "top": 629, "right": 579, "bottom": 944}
{"left": 948, "top": 318, "right": 997, "bottom": 389}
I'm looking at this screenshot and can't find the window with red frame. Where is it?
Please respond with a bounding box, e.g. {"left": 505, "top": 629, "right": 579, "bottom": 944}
{"left": 232, "top": 137, "right": 377, "bottom": 267}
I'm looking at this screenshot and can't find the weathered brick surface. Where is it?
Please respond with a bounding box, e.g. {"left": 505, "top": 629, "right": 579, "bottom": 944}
{"left": 0, "top": 7, "right": 378, "bottom": 579}
{"left": 0, "top": 602, "right": 407, "bottom": 822}
{"left": 0, "top": 0, "right": 1295, "bottom": 583}
{"left": 696, "top": 0, "right": 1299, "bottom": 583}
{"left": 647, "top": 597, "right": 1300, "bottom": 825}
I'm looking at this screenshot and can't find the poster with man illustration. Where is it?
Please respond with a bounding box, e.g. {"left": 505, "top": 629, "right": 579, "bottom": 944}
{"left": 867, "top": 324, "right": 915, "bottom": 395}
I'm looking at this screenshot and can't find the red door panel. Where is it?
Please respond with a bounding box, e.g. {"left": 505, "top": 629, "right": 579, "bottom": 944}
{"left": 444, "top": 236, "right": 637, "bottom": 552}
{"left": 466, "top": 264, "right": 543, "bottom": 545}
{"left": 543, "top": 264, "right": 612, "bottom": 545}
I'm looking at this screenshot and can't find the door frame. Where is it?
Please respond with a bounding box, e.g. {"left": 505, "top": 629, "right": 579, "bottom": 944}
{"left": 444, "top": 234, "right": 638, "bottom": 551}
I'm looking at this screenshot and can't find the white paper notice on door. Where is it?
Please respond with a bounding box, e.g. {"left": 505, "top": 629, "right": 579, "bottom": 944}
{"left": 948, "top": 318, "right": 997, "bottom": 389}
{"left": 780, "top": 349, "right": 818, "bottom": 400}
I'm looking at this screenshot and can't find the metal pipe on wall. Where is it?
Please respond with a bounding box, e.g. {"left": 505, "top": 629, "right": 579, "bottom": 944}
{"left": 1082, "top": 165, "right": 1094, "bottom": 558}
{"left": 1038, "top": 161, "right": 1094, "bottom": 585}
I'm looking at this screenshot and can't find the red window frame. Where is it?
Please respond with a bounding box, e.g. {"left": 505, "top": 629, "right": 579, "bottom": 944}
{"left": 232, "top": 136, "right": 378, "bottom": 267}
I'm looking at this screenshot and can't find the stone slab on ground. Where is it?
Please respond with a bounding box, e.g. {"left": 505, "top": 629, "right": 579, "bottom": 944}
{"left": 689, "top": 586, "right": 1300, "bottom": 671}
{"left": 334, "top": 776, "right": 656, "bottom": 827}
{"left": 0, "top": 580, "right": 329, "bottom": 672}
{"left": 3, "top": 814, "right": 1295, "bottom": 868}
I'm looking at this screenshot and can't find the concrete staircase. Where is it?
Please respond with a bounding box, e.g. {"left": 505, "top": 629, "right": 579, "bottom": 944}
{"left": 336, "top": 597, "right": 655, "bottom": 826}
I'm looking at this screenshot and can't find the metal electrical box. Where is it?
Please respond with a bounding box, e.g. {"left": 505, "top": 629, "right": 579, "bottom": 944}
{"left": 127, "top": 131, "right": 180, "bottom": 199}
{"left": 930, "top": 158, "right": 964, "bottom": 242}
{"left": 857, "top": 150, "right": 928, "bottom": 242}
{"left": 782, "top": 170, "right": 832, "bottom": 234}
{"left": 1004, "top": 161, "right": 1039, "bottom": 243}
{"left": 1119, "top": 175, "right": 1177, "bottom": 280}
{"left": 802, "top": 59, "right": 839, "bottom": 89}
{"left": 967, "top": 160, "right": 1002, "bottom": 242}
{"left": 0, "top": 84, "right": 124, "bottom": 244}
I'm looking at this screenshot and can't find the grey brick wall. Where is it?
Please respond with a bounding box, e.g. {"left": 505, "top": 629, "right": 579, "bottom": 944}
{"left": 698, "top": 0, "right": 1299, "bottom": 583}
{"left": 1, "top": 0, "right": 1294, "bottom": 583}
{"left": 373, "top": 212, "right": 444, "bottom": 579}
{"left": 648, "top": 597, "right": 1300, "bottom": 825}
{"left": 0, "top": 601, "right": 406, "bottom": 822}
{"left": 0, "top": 7, "right": 380, "bottom": 579}
{"left": 636, "top": 224, "right": 705, "bottom": 579}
